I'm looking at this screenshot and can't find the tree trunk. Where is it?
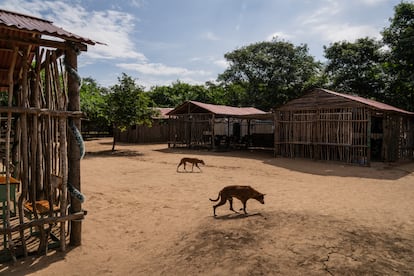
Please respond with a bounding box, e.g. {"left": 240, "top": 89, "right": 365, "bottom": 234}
{"left": 112, "top": 124, "right": 117, "bottom": 151}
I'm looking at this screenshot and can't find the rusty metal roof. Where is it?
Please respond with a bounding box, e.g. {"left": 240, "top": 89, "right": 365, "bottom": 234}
{"left": 0, "top": 9, "right": 101, "bottom": 91}
{"left": 167, "top": 100, "right": 266, "bottom": 116}
{"left": 153, "top": 107, "right": 174, "bottom": 119}
{"left": 320, "top": 88, "right": 414, "bottom": 115}
{"left": 0, "top": 9, "right": 97, "bottom": 45}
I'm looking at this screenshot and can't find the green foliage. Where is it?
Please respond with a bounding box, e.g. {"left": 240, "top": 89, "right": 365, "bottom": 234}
{"left": 323, "top": 37, "right": 386, "bottom": 100}
{"left": 106, "top": 73, "right": 154, "bottom": 130}
{"left": 383, "top": 2, "right": 414, "bottom": 66}
{"left": 148, "top": 80, "right": 250, "bottom": 108}
{"left": 148, "top": 80, "right": 224, "bottom": 107}
{"left": 382, "top": 1, "right": 414, "bottom": 111}
{"left": 105, "top": 73, "right": 155, "bottom": 150}
{"left": 218, "top": 39, "right": 322, "bottom": 110}
{"left": 80, "top": 77, "right": 109, "bottom": 129}
{"left": 79, "top": 2, "right": 414, "bottom": 117}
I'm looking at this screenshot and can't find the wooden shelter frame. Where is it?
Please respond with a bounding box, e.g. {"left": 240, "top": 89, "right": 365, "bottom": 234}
{"left": 167, "top": 101, "right": 270, "bottom": 150}
{"left": 0, "top": 9, "right": 98, "bottom": 261}
{"left": 274, "top": 88, "right": 414, "bottom": 165}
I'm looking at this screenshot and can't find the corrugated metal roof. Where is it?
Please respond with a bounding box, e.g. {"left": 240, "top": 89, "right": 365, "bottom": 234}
{"left": 167, "top": 100, "right": 266, "bottom": 116}
{"left": 0, "top": 9, "right": 102, "bottom": 91}
{"left": 0, "top": 9, "right": 98, "bottom": 45}
{"left": 320, "top": 88, "right": 414, "bottom": 115}
{"left": 153, "top": 107, "right": 173, "bottom": 119}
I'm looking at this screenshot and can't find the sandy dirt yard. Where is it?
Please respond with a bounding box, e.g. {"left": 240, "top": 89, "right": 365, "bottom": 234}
{"left": 1, "top": 137, "right": 414, "bottom": 275}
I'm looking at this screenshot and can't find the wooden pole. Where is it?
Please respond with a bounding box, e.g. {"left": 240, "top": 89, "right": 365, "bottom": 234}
{"left": 52, "top": 52, "right": 68, "bottom": 252}
{"left": 211, "top": 114, "right": 215, "bottom": 150}
{"left": 5, "top": 46, "right": 18, "bottom": 263}
{"left": 66, "top": 43, "right": 82, "bottom": 246}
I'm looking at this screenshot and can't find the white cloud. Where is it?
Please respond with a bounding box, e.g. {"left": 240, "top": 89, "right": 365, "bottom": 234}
{"left": 266, "top": 32, "right": 294, "bottom": 41}
{"left": 130, "top": 0, "right": 146, "bottom": 8}
{"left": 359, "top": 0, "right": 388, "bottom": 6}
{"left": 296, "top": 0, "right": 383, "bottom": 44}
{"left": 213, "top": 59, "right": 229, "bottom": 69}
{"left": 117, "top": 62, "right": 210, "bottom": 77}
{"left": 200, "top": 31, "right": 220, "bottom": 41}
{"left": 313, "top": 23, "right": 381, "bottom": 43}
{"left": 0, "top": 0, "right": 146, "bottom": 62}
{"left": 299, "top": 0, "right": 342, "bottom": 26}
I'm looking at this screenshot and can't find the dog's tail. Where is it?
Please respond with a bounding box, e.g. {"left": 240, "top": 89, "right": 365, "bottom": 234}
{"left": 209, "top": 192, "right": 220, "bottom": 202}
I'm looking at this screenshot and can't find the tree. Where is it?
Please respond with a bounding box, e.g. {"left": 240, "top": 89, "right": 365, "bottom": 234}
{"left": 323, "top": 37, "right": 386, "bottom": 100}
{"left": 382, "top": 2, "right": 414, "bottom": 111}
{"left": 105, "top": 73, "right": 155, "bottom": 151}
{"left": 205, "top": 81, "right": 236, "bottom": 106}
{"left": 218, "top": 39, "right": 321, "bottom": 110}
{"left": 80, "top": 77, "right": 109, "bottom": 132}
{"left": 148, "top": 80, "right": 229, "bottom": 107}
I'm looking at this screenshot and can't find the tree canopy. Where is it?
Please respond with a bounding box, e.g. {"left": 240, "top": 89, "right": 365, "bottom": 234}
{"left": 218, "top": 39, "right": 322, "bottom": 110}
{"left": 80, "top": 2, "right": 414, "bottom": 141}
{"left": 382, "top": 1, "right": 414, "bottom": 111}
{"left": 323, "top": 37, "right": 386, "bottom": 100}
{"left": 105, "top": 73, "right": 155, "bottom": 150}
{"left": 80, "top": 77, "right": 109, "bottom": 131}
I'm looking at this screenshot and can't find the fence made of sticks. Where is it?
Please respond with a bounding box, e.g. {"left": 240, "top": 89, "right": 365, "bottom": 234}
{"left": 275, "top": 106, "right": 414, "bottom": 164}
{"left": 0, "top": 46, "right": 84, "bottom": 261}
{"left": 275, "top": 107, "right": 370, "bottom": 165}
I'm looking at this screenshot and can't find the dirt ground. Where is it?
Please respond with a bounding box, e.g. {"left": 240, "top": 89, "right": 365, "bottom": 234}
{"left": 1, "top": 137, "right": 414, "bottom": 275}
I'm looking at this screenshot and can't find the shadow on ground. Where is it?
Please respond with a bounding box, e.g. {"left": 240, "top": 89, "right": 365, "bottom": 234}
{"left": 84, "top": 149, "right": 144, "bottom": 159}
{"left": 156, "top": 146, "right": 414, "bottom": 180}
{"left": 152, "top": 211, "right": 414, "bottom": 275}
{"left": 0, "top": 247, "right": 73, "bottom": 275}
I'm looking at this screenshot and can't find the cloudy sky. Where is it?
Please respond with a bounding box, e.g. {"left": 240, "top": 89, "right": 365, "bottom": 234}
{"left": 0, "top": 0, "right": 404, "bottom": 89}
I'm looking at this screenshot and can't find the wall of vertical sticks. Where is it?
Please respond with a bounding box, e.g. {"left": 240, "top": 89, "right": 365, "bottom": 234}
{"left": 274, "top": 89, "right": 414, "bottom": 165}
{"left": 168, "top": 114, "right": 212, "bottom": 148}
{"left": 275, "top": 107, "right": 370, "bottom": 164}
{"left": 0, "top": 46, "right": 85, "bottom": 261}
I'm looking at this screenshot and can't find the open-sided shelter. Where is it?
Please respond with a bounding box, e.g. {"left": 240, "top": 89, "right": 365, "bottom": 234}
{"left": 0, "top": 9, "right": 98, "bottom": 260}
{"left": 167, "top": 101, "right": 272, "bottom": 149}
{"left": 274, "top": 88, "right": 414, "bottom": 165}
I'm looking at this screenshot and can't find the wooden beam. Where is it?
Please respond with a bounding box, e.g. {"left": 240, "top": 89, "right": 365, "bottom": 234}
{"left": 0, "top": 106, "right": 84, "bottom": 117}
{"left": 0, "top": 33, "right": 87, "bottom": 51}
{"left": 0, "top": 211, "right": 86, "bottom": 235}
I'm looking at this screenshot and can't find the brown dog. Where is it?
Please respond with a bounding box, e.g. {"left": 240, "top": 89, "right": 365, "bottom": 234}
{"left": 209, "top": 185, "right": 265, "bottom": 216}
{"left": 177, "top": 157, "right": 205, "bottom": 172}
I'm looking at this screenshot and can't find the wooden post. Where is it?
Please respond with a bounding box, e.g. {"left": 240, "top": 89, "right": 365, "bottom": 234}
{"left": 5, "top": 46, "right": 19, "bottom": 262}
{"left": 366, "top": 110, "right": 371, "bottom": 166}
{"left": 274, "top": 111, "right": 278, "bottom": 157}
{"left": 211, "top": 114, "right": 215, "bottom": 150}
{"left": 66, "top": 43, "right": 82, "bottom": 246}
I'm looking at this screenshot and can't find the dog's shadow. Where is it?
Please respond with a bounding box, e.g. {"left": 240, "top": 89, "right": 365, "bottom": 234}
{"left": 176, "top": 170, "right": 202, "bottom": 173}
{"left": 213, "top": 212, "right": 263, "bottom": 220}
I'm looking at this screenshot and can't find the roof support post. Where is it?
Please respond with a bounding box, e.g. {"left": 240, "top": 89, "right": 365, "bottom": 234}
{"left": 66, "top": 43, "right": 82, "bottom": 246}
{"left": 212, "top": 114, "right": 216, "bottom": 150}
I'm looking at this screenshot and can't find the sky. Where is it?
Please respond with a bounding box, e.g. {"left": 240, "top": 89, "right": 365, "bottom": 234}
{"left": 0, "top": 0, "right": 407, "bottom": 89}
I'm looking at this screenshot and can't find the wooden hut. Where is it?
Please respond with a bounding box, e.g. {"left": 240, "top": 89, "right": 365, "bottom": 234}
{"left": 167, "top": 101, "right": 272, "bottom": 150}
{"left": 0, "top": 9, "right": 98, "bottom": 260}
{"left": 274, "top": 88, "right": 414, "bottom": 165}
{"left": 116, "top": 107, "right": 173, "bottom": 143}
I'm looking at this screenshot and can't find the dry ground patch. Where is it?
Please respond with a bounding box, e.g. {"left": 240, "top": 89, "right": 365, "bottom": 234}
{"left": 1, "top": 138, "right": 414, "bottom": 275}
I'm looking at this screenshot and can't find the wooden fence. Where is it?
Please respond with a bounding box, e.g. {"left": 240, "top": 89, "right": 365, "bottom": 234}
{"left": 275, "top": 107, "right": 369, "bottom": 164}
{"left": 116, "top": 120, "right": 169, "bottom": 143}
